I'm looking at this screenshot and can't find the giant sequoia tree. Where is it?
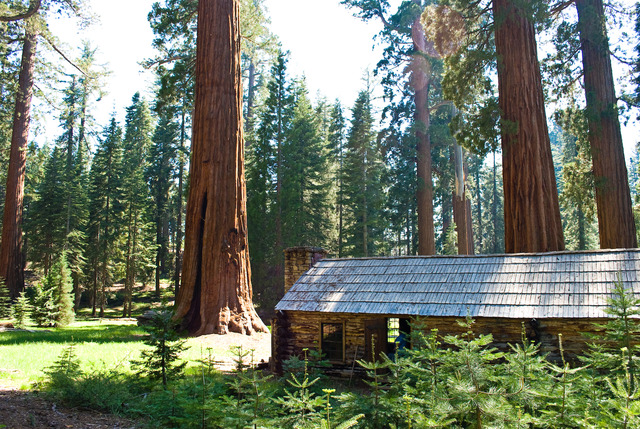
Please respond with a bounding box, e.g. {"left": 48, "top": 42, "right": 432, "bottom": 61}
{"left": 575, "top": 0, "right": 636, "bottom": 249}
{"left": 445, "top": 0, "right": 564, "bottom": 253}
{"left": 174, "top": 0, "right": 267, "bottom": 335}
{"left": 493, "top": 0, "right": 564, "bottom": 253}
{"left": 0, "top": 5, "right": 40, "bottom": 298}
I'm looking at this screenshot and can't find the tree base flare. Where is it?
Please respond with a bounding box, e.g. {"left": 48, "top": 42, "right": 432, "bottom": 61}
{"left": 185, "top": 306, "right": 268, "bottom": 336}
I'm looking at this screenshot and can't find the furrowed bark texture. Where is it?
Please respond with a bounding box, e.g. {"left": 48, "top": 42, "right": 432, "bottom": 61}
{"left": 174, "top": 0, "right": 267, "bottom": 335}
{"left": 493, "top": 0, "right": 565, "bottom": 253}
{"left": 576, "top": 0, "right": 636, "bottom": 249}
{"left": 0, "top": 24, "right": 37, "bottom": 298}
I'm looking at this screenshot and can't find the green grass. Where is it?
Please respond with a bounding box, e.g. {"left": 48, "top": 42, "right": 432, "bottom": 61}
{"left": 0, "top": 319, "right": 148, "bottom": 389}
{"left": 0, "top": 316, "right": 265, "bottom": 390}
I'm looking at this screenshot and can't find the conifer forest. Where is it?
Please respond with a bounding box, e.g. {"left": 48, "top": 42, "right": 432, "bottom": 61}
{"left": 4, "top": 0, "right": 640, "bottom": 427}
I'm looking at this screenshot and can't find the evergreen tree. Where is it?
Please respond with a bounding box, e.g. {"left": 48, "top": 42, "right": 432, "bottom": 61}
{"left": 11, "top": 290, "right": 31, "bottom": 327}
{"left": 247, "top": 51, "right": 295, "bottom": 307}
{"left": 482, "top": 152, "right": 505, "bottom": 254}
{"left": 86, "top": 117, "right": 124, "bottom": 317}
{"left": 135, "top": 305, "right": 188, "bottom": 387}
{"left": 0, "top": 280, "right": 11, "bottom": 318}
{"left": 32, "top": 252, "right": 74, "bottom": 327}
{"left": 471, "top": 151, "right": 505, "bottom": 255}
{"left": 0, "top": 21, "right": 21, "bottom": 199}
{"left": 342, "top": 88, "right": 386, "bottom": 257}
{"left": 27, "top": 146, "right": 66, "bottom": 273}
{"left": 342, "top": 0, "right": 440, "bottom": 255}
{"left": 121, "top": 93, "right": 155, "bottom": 315}
{"left": 382, "top": 128, "right": 417, "bottom": 256}
{"left": 328, "top": 101, "right": 347, "bottom": 257}
{"left": 443, "top": 0, "right": 564, "bottom": 253}
{"left": 147, "top": 104, "right": 179, "bottom": 298}
{"left": 0, "top": 0, "right": 88, "bottom": 299}
{"left": 28, "top": 73, "right": 90, "bottom": 279}
{"left": 173, "top": 0, "right": 267, "bottom": 335}
{"left": 553, "top": 109, "right": 598, "bottom": 250}
{"left": 281, "top": 80, "right": 332, "bottom": 249}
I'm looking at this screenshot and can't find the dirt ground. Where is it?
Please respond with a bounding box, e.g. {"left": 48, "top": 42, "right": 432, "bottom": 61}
{"left": 0, "top": 331, "right": 272, "bottom": 429}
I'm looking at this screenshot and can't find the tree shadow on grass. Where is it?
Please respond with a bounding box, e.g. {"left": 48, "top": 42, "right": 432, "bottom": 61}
{"left": 0, "top": 324, "right": 145, "bottom": 346}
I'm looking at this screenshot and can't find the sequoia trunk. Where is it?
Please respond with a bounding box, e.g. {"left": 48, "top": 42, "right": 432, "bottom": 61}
{"left": 493, "top": 0, "right": 564, "bottom": 253}
{"left": 453, "top": 143, "right": 474, "bottom": 255}
{"left": 576, "top": 0, "right": 636, "bottom": 249}
{"left": 174, "top": 0, "right": 267, "bottom": 335}
{"left": 0, "top": 23, "right": 37, "bottom": 298}
{"left": 412, "top": 18, "right": 436, "bottom": 255}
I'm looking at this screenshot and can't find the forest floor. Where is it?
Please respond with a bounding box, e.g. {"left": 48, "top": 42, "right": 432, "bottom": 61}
{"left": 0, "top": 330, "right": 271, "bottom": 428}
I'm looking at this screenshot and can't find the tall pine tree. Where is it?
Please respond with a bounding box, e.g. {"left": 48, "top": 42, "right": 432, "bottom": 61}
{"left": 342, "top": 88, "right": 386, "bottom": 257}
{"left": 121, "top": 93, "right": 155, "bottom": 315}
{"left": 86, "top": 117, "right": 124, "bottom": 317}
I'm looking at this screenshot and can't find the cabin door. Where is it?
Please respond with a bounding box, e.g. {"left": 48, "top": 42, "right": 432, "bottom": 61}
{"left": 364, "top": 318, "right": 387, "bottom": 362}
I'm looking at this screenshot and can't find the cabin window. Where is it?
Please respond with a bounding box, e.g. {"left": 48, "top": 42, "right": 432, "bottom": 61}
{"left": 387, "top": 318, "right": 400, "bottom": 343}
{"left": 321, "top": 323, "right": 344, "bottom": 361}
{"left": 388, "top": 317, "right": 410, "bottom": 352}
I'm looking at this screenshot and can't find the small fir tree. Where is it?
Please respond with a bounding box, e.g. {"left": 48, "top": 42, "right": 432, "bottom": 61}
{"left": 273, "top": 349, "right": 324, "bottom": 428}
{"left": 11, "top": 291, "right": 31, "bottom": 328}
{"left": 135, "top": 305, "right": 188, "bottom": 387}
{"left": 32, "top": 253, "right": 75, "bottom": 327}
{"left": 443, "top": 315, "right": 509, "bottom": 427}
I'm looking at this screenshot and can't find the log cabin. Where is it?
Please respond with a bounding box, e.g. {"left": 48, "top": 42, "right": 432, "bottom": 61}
{"left": 271, "top": 246, "right": 640, "bottom": 373}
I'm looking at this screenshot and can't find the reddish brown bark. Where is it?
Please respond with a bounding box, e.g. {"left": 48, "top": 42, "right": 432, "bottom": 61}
{"left": 0, "top": 23, "right": 37, "bottom": 298}
{"left": 174, "top": 0, "right": 267, "bottom": 335}
{"left": 411, "top": 18, "right": 436, "bottom": 255}
{"left": 493, "top": 0, "right": 564, "bottom": 253}
{"left": 576, "top": 0, "right": 636, "bottom": 249}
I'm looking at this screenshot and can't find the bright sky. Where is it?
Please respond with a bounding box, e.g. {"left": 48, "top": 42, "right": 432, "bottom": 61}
{"left": 40, "top": 0, "right": 639, "bottom": 159}
{"left": 41, "top": 0, "right": 385, "bottom": 146}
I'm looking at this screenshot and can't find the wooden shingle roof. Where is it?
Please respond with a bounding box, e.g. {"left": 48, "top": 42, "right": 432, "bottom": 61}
{"left": 274, "top": 249, "right": 640, "bottom": 318}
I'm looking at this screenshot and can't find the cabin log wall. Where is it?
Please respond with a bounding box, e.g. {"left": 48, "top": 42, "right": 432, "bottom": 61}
{"left": 272, "top": 310, "right": 607, "bottom": 370}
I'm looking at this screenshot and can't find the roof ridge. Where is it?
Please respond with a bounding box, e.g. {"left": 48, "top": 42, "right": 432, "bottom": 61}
{"left": 322, "top": 248, "right": 640, "bottom": 262}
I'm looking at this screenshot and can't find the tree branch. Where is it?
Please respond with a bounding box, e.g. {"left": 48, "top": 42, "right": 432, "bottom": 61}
{"left": 0, "top": 0, "right": 41, "bottom": 22}
{"left": 143, "top": 55, "right": 190, "bottom": 69}
{"left": 549, "top": 0, "right": 575, "bottom": 17}
{"left": 42, "top": 34, "right": 87, "bottom": 76}
{"left": 609, "top": 50, "right": 635, "bottom": 67}
{"left": 428, "top": 100, "right": 454, "bottom": 113}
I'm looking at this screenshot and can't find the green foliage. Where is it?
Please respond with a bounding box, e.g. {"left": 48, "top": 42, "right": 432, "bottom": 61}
{"left": 321, "top": 389, "right": 364, "bottom": 429}
{"left": 31, "top": 252, "right": 75, "bottom": 327}
{"left": 134, "top": 306, "right": 188, "bottom": 387}
{"left": 273, "top": 349, "right": 324, "bottom": 428}
{"left": 342, "top": 88, "right": 386, "bottom": 257}
{"left": 442, "top": 222, "right": 457, "bottom": 255}
{"left": 121, "top": 93, "right": 155, "bottom": 314}
{"left": 44, "top": 344, "right": 136, "bottom": 414}
{"left": 442, "top": 316, "right": 510, "bottom": 427}
{"left": 552, "top": 108, "right": 597, "bottom": 250}
{"left": 11, "top": 291, "right": 31, "bottom": 328}
{"left": 44, "top": 344, "right": 82, "bottom": 395}
{"left": 30, "top": 281, "right": 640, "bottom": 428}
{"left": 86, "top": 117, "right": 124, "bottom": 317}
{"left": 0, "top": 280, "right": 11, "bottom": 318}
{"left": 540, "top": 334, "right": 590, "bottom": 428}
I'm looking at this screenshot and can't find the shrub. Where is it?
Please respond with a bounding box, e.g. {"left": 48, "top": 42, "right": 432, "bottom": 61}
{"left": 45, "top": 345, "right": 135, "bottom": 414}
